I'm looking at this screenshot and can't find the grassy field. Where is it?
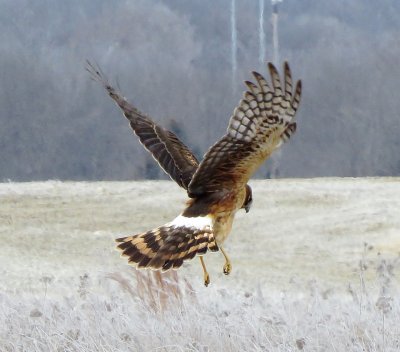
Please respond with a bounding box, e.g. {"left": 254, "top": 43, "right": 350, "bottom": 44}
{"left": 1, "top": 178, "right": 399, "bottom": 351}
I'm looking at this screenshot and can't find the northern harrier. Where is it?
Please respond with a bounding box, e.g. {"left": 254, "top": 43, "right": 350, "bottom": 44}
{"left": 87, "top": 61, "right": 301, "bottom": 286}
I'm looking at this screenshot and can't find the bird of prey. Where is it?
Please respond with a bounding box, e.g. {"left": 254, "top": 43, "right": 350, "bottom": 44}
{"left": 87, "top": 61, "right": 301, "bottom": 286}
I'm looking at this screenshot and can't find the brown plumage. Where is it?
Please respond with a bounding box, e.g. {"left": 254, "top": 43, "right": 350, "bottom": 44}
{"left": 116, "top": 224, "right": 219, "bottom": 272}
{"left": 87, "top": 60, "right": 302, "bottom": 286}
{"left": 188, "top": 62, "right": 301, "bottom": 196}
{"left": 86, "top": 61, "right": 198, "bottom": 190}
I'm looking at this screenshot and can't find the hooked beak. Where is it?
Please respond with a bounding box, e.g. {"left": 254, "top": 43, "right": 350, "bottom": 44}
{"left": 244, "top": 201, "right": 252, "bottom": 213}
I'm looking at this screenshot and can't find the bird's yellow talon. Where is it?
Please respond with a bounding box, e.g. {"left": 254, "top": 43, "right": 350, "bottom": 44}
{"left": 220, "top": 246, "right": 232, "bottom": 275}
{"left": 204, "top": 273, "right": 210, "bottom": 287}
{"left": 223, "top": 262, "right": 232, "bottom": 275}
{"left": 200, "top": 256, "right": 210, "bottom": 287}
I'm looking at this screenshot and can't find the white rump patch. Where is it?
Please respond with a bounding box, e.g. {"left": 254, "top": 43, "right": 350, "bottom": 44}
{"left": 169, "top": 214, "right": 213, "bottom": 230}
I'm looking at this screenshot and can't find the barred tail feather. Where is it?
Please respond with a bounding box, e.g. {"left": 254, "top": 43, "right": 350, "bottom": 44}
{"left": 116, "top": 223, "right": 219, "bottom": 272}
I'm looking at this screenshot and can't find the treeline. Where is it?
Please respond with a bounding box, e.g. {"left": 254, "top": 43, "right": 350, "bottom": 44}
{"left": 1, "top": 0, "right": 399, "bottom": 181}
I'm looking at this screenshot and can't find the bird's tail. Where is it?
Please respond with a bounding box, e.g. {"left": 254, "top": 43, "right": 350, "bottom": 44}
{"left": 116, "top": 218, "right": 219, "bottom": 272}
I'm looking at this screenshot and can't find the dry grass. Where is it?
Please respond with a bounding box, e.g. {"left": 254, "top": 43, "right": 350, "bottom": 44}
{"left": 1, "top": 179, "right": 400, "bottom": 351}
{"left": 1, "top": 255, "right": 400, "bottom": 351}
{"left": 105, "top": 270, "right": 197, "bottom": 312}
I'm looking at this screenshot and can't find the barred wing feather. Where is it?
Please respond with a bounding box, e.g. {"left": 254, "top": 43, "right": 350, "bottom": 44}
{"left": 188, "top": 62, "right": 301, "bottom": 196}
{"left": 86, "top": 61, "right": 199, "bottom": 190}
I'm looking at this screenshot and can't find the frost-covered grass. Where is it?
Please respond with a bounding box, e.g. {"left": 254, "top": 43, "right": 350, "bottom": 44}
{"left": 1, "top": 179, "right": 400, "bottom": 351}
{"left": 1, "top": 261, "right": 400, "bottom": 352}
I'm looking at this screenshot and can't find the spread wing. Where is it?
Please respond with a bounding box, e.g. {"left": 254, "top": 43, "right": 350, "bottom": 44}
{"left": 86, "top": 61, "right": 199, "bottom": 190}
{"left": 188, "top": 62, "right": 302, "bottom": 196}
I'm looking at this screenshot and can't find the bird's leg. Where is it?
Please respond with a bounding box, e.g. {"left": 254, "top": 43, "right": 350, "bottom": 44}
{"left": 199, "top": 256, "right": 210, "bottom": 287}
{"left": 220, "top": 246, "right": 232, "bottom": 275}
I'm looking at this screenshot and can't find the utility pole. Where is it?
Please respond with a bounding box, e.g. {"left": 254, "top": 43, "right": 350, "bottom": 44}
{"left": 269, "top": 0, "right": 283, "bottom": 178}
{"left": 231, "top": 0, "right": 237, "bottom": 95}
{"left": 271, "top": 0, "right": 282, "bottom": 65}
{"left": 259, "top": 0, "right": 265, "bottom": 67}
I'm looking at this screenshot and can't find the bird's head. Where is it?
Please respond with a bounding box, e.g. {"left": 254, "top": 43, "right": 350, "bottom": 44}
{"left": 242, "top": 184, "right": 253, "bottom": 213}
